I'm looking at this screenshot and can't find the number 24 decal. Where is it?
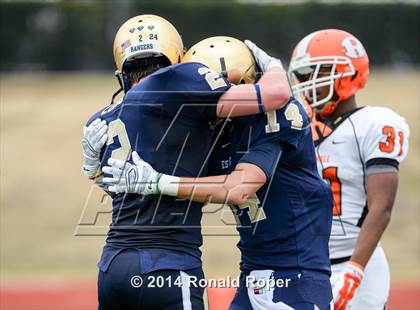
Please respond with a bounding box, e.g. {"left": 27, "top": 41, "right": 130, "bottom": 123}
{"left": 379, "top": 125, "right": 404, "bottom": 156}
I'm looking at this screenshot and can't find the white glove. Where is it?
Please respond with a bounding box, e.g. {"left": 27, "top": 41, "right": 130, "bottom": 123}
{"left": 332, "top": 261, "right": 364, "bottom": 310}
{"left": 82, "top": 118, "right": 108, "bottom": 177}
{"left": 102, "top": 151, "right": 160, "bottom": 195}
{"left": 244, "top": 40, "right": 283, "bottom": 72}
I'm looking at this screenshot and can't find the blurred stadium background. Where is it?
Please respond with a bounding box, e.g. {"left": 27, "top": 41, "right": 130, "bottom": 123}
{"left": 0, "top": 0, "right": 419, "bottom": 309}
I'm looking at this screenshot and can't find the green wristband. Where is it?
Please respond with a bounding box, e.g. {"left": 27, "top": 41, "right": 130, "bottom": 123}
{"left": 155, "top": 173, "right": 162, "bottom": 194}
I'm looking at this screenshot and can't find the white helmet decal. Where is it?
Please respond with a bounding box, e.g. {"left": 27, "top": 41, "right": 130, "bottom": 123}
{"left": 342, "top": 37, "right": 366, "bottom": 58}
{"left": 294, "top": 31, "right": 319, "bottom": 60}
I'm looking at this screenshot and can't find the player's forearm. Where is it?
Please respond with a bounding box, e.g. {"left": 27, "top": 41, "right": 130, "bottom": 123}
{"left": 170, "top": 164, "right": 266, "bottom": 205}
{"left": 177, "top": 175, "right": 233, "bottom": 204}
{"left": 351, "top": 172, "right": 398, "bottom": 267}
{"left": 351, "top": 207, "right": 392, "bottom": 267}
{"left": 216, "top": 67, "right": 290, "bottom": 118}
{"left": 177, "top": 171, "right": 263, "bottom": 205}
{"left": 258, "top": 66, "right": 291, "bottom": 112}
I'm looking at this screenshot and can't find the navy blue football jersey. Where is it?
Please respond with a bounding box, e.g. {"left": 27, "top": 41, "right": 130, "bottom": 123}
{"left": 86, "top": 62, "right": 230, "bottom": 273}
{"left": 210, "top": 98, "right": 333, "bottom": 275}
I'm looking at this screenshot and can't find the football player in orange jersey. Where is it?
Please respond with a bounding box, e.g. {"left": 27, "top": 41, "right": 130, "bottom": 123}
{"left": 288, "top": 29, "right": 410, "bottom": 310}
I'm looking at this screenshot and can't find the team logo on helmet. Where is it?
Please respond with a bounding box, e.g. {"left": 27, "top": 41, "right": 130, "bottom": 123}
{"left": 342, "top": 37, "right": 366, "bottom": 58}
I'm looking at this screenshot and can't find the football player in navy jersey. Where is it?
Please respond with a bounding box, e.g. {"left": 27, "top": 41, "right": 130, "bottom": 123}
{"left": 82, "top": 16, "right": 292, "bottom": 309}
{"left": 103, "top": 36, "right": 334, "bottom": 309}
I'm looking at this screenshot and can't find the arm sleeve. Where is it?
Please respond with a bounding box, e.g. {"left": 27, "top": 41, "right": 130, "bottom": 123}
{"left": 361, "top": 108, "right": 410, "bottom": 171}
{"left": 238, "top": 141, "right": 283, "bottom": 179}
{"left": 366, "top": 164, "right": 398, "bottom": 175}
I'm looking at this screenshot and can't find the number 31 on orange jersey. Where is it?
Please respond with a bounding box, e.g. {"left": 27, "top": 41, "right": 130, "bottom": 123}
{"left": 379, "top": 125, "right": 404, "bottom": 156}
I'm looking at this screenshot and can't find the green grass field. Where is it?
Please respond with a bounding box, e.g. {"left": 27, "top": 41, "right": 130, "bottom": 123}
{"left": 0, "top": 69, "right": 419, "bottom": 283}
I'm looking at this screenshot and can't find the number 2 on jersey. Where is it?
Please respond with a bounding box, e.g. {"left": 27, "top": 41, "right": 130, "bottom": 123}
{"left": 107, "top": 119, "right": 132, "bottom": 161}
{"left": 322, "top": 167, "right": 342, "bottom": 216}
{"left": 198, "top": 67, "right": 227, "bottom": 90}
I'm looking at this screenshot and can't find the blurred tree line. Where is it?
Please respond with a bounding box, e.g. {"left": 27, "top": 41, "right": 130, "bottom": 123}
{"left": 0, "top": 0, "right": 418, "bottom": 71}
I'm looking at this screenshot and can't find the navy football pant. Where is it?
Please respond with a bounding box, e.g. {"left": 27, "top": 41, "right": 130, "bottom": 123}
{"left": 98, "top": 250, "right": 205, "bottom": 310}
{"left": 229, "top": 269, "right": 332, "bottom": 310}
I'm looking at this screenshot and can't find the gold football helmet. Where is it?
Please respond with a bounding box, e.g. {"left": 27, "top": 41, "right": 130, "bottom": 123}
{"left": 182, "top": 36, "right": 257, "bottom": 84}
{"left": 113, "top": 14, "right": 184, "bottom": 92}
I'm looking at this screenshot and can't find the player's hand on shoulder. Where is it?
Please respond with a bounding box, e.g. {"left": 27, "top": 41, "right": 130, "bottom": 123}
{"left": 244, "top": 40, "right": 283, "bottom": 72}
{"left": 332, "top": 261, "right": 364, "bottom": 310}
{"left": 82, "top": 118, "right": 108, "bottom": 177}
{"left": 102, "top": 151, "right": 160, "bottom": 195}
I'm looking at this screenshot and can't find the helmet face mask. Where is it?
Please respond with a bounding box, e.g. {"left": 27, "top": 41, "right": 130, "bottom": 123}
{"left": 289, "top": 29, "right": 369, "bottom": 117}
{"left": 290, "top": 56, "right": 355, "bottom": 109}
{"left": 182, "top": 36, "right": 257, "bottom": 85}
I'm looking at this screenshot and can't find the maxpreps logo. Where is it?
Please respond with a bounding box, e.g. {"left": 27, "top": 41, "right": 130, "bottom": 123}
{"left": 130, "top": 43, "right": 154, "bottom": 53}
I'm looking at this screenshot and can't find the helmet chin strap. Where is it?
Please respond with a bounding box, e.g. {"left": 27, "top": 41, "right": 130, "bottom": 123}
{"left": 313, "top": 92, "right": 342, "bottom": 119}
{"left": 109, "top": 71, "right": 124, "bottom": 105}
{"left": 314, "top": 74, "right": 344, "bottom": 118}
{"left": 317, "top": 101, "right": 338, "bottom": 118}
